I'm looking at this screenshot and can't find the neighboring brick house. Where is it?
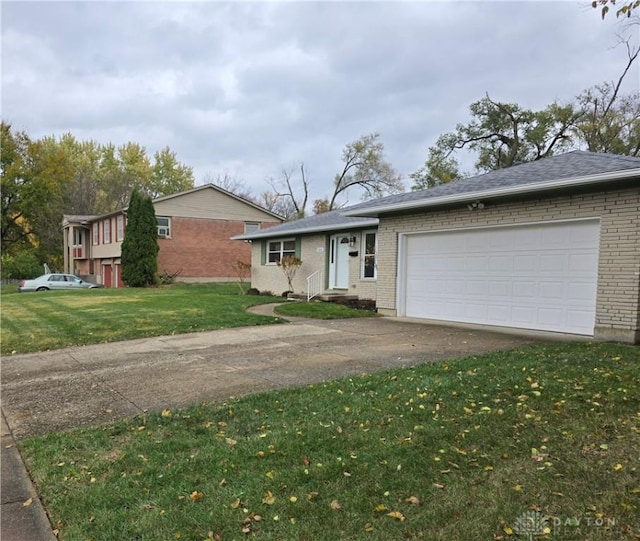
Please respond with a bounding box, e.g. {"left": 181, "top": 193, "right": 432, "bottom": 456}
{"left": 238, "top": 151, "right": 640, "bottom": 344}
{"left": 62, "top": 184, "right": 282, "bottom": 287}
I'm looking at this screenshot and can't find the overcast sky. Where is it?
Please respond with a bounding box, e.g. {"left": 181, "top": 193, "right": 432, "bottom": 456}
{"left": 2, "top": 1, "right": 638, "bottom": 204}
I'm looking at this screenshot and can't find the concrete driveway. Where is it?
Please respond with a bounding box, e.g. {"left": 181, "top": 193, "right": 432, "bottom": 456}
{"left": 1, "top": 310, "right": 564, "bottom": 441}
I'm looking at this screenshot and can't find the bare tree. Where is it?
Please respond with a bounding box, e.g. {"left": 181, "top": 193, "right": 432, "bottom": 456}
{"left": 328, "top": 133, "right": 404, "bottom": 210}
{"left": 575, "top": 38, "right": 640, "bottom": 155}
{"left": 265, "top": 162, "right": 310, "bottom": 219}
{"left": 202, "top": 171, "right": 255, "bottom": 201}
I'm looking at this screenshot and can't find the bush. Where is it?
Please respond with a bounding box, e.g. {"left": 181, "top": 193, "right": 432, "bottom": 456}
{"left": 1, "top": 251, "right": 43, "bottom": 280}
{"left": 246, "top": 288, "right": 260, "bottom": 296}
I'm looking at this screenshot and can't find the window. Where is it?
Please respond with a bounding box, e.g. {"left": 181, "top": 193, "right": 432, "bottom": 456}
{"left": 116, "top": 215, "right": 125, "bottom": 241}
{"left": 245, "top": 222, "right": 260, "bottom": 234}
{"left": 157, "top": 217, "right": 171, "bottom": 237}
{"left": 267, "top": 238, "right": 296, "bottom": 264}
{"left": 362, "top": 231, "right": 377, "bottom": 279}
{"left": 72, "top": 229, "right": 84, "bottom": 258}
{"left": 92, "top": 223, "right": 99, "bottom": 245}
{"left": 103, "top": 219, "right": 111, "bottom": 244}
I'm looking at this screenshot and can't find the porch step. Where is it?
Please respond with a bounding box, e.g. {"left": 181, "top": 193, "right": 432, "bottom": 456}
{"left": 317, "top": 293, "right": 359, "bottom": 303}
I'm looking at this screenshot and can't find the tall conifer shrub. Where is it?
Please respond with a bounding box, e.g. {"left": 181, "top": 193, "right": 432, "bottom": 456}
{"left": 121, "top": 190, "right": 159, "bottom": 287}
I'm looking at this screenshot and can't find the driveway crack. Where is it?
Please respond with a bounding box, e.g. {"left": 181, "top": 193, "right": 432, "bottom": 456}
{"left": 66, "top": 351, "right": 145, "bottom": 416}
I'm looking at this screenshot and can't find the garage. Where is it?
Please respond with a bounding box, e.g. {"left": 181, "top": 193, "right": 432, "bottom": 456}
{"left": 401, "top": 219, "right": 600, "bottom": 335}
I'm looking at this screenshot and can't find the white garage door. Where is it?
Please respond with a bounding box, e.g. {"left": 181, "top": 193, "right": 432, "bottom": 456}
{"left": 402, "top": 220, "right": 600, "bottom": 335}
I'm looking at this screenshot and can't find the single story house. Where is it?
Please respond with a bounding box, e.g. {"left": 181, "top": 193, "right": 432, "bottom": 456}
{"left": 237, "top": 151, "right": 640, "bottom": 344}
{"left": 62, "top": 184, "right": 282, "bottom": 286}
{"left": 233, "top": 210, "right": 380, "bottom": 298}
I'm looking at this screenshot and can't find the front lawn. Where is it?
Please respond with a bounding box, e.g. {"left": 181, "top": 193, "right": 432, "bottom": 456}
{"left": 0, "top": 284, "right": 285, "bottom": 355}
{"left": 20, "top": 343, "right": 640, "bottom": 540}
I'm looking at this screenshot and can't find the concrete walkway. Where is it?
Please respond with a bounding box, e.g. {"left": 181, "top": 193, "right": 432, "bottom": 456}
{"left": 0, "top": 305, "right": 567, "bottom": 540}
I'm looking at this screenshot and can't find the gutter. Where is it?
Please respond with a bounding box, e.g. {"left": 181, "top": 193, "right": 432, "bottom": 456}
{"left": 342, "top": 168, "right": 640, "bottom": 217}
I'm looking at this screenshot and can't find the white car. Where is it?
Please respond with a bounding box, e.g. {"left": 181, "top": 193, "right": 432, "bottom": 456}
{"left": 18, "top": 274, "right": 103, "bottom": 292}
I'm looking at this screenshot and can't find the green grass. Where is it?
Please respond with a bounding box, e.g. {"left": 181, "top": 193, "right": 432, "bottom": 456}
{"left": 274, "top": 301, "right": 379, "bottom": 319}
{"left": 20, "top": 343, "right": 640, "bottom": 541}
{"left": 0, "top": 283, "right": 286, "bottom": 355}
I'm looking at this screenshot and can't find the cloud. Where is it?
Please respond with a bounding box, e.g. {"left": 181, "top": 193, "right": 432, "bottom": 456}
{"left": 2, "top": 1, "right": 637, "bottom": 204}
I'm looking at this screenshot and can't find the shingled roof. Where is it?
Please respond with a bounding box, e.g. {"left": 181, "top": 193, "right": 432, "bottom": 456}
{"left": 233, "top": 209, "right": 378, "bottom": 240}
{"left": 236, "top": 151, "right": 639, "bottom": 239}
{"left": 343, "top": 151, "right": 640, "bottom": 217}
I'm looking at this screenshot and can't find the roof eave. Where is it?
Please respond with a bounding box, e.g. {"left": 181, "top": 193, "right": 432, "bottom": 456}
{"left": 232, "top": 218, "right": 380, "bottom": 241}
{"left": 342, "top": 168, "right": 640, "bottom": 217}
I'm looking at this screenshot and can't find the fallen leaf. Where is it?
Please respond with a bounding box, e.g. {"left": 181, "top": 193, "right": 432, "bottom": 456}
{"left": 386, "top": 511, "right": 405, "bottom": 521}
{"left": 330, "top": 499, "right": 342, "bottom": 510}
{"left": 262, "top": 491, "right": 276, "bottom": 505}
{"left": 23, "top": 498, "right": 33, "bottom": 507}
{"left": 226, "top": 438, "right": 237, "bottom": 446}
{"left": 374, "top": 504, "right": 388, "bottom": 513}
{"left": 161, "top": 409, "right": 172, "bottom": 418}
{"left": 614, "top": 463, "right": 623, "bottom": 471}
{"left": 230, "top": 498, "right": 241, "bottom": 509}
{"left": 189, "top": 491, "right": 204, "bottom": 501}
{"left": 306, "top": 491, "right": 319, "bottom": 501}
{"left": 405, "top": 496, "right": 421, "bottom": 506}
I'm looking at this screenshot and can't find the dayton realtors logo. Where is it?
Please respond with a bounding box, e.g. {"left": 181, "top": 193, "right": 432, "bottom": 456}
{"left": 511, "top": 510, "right": 620, "bottom": 539}
{"left": 513, "top": 511, "right": 550, "bottom": 539}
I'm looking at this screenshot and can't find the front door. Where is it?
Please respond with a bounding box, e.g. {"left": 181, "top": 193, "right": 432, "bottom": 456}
{"left": 329, "top": 234, "right": 350, "bottom": 289}
{"left": 103, "top": 264, "right": 112, "bottom": 288}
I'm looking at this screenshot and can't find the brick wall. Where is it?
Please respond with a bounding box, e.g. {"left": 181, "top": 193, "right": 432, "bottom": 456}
{"left": 376, "top": 187, "right": 640, "bottom": 343}
{"left": 158, "top": 217, "right": 275, "bottom": 281}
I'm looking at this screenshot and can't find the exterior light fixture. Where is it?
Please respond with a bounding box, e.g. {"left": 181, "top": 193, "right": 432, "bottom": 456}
{"left": 467, "top": 201, "right": 485, "bottom": 211}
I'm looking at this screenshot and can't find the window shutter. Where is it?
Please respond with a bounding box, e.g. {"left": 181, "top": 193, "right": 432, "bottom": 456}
{"left": 295, "top": 237, "right": 301, "bottom": 258}
{"left": 261, "top": 240, "right": 266, "bottom": 265}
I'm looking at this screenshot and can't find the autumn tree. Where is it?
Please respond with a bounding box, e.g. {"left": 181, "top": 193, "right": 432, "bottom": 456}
{"left": 410, "top": 138, "right": 463, "bottom": 190}
{"left": 593, "top": 0, "right": 640, "bottom": 19}
{"left": 1, "top": 122, "right": 36, "bottom": 255}
{"left": 278, "top": 254, "right": 302, "bottom": 294}
{"left": 411, "top": 46, "right": 639, "bottom": 189}
{"left": 149, "top": 147, "right": 194, "bottom": 199}
{"left": 1, "top": 123, "right": 72, "bottom": 268}
{"left": 410, "top": 95, "right": 582, "bottom": 190}
{"left": 121, "top": 190, "right": 159, "bottom": 287}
